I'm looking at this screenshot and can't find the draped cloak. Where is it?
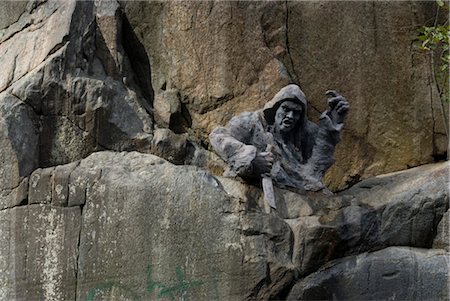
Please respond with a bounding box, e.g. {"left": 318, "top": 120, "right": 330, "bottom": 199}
{"left": 209, "top": 84, "right": 343, "bottom": 192}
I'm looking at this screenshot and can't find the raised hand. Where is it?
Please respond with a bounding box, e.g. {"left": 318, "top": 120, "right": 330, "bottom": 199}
{"left": 325, "top": 90, "right": 349, "bottom": 125}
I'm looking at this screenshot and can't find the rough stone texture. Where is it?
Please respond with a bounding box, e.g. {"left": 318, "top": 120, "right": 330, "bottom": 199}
{"left": 433, "top": 210, "right": 449, "bottom": 251}
{"left": 285, "top": 162, "right": 449, "bottom": 275}
{"left": 151, "top": 128, "right": 187, "bottom": 164}
{"left": 0, "top": 94, "right": 38, "bottom": 209}
{"left": 221, "top": 161, "right": 449, "bottom": 278}
{"left": 287, "top": 247, "right": 450, "bottom": 301}
{"left": 123, "top": 1, "right": 448, "bottom": 190}
{"left": 0, "top": 1, "right": 27, "bottom": 30}
{"left": 1, "top": 1, "right": 449, "bottom": 300}
{"left": 286, "top": 1, "right": 449, "bottom": 190}
{"left": 0, "top": 204, "right": 81, "bottom": 301}
{"left": 0, "top": 151, "right": 448, "bottom": 300}
{"left": 0, "top": 0, "right": 154, "bottom": 170}
{"left": 71, "top": 151, "right": 294, "bottom": 301}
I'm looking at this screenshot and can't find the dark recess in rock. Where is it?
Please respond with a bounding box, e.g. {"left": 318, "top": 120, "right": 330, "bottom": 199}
{"left": 122, "top": 14, "right": 154, "bottom": 111}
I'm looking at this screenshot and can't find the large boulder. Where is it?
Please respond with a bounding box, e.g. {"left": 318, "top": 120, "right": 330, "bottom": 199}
{"left": 287, "top": 247, "right": 449, "bottom": 301}
{"left": 73, "top": 151, "right": 294, "bottom": 301}
{"left": 0, "top": 151, "right": 295, "bottom": 301}
{"left": 224, "top": 161, "right": 449, "bottom": 276}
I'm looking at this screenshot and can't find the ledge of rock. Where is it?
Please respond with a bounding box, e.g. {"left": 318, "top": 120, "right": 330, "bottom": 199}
{"left": 287, "top": 246, "right": 449, "bottom": 301}
{"left": 0, "top": 151, "right": 447, "bottom": 300}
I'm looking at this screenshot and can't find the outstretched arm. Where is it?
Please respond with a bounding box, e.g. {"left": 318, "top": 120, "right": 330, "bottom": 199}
{"left": 306, "top": 91, "right": 350, "bottom": 181}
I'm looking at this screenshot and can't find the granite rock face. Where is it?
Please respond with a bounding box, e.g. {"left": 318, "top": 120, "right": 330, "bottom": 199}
{"left": 1, "top": 1, "right": 449, "bottom": 300}
{"left": 1, "top": 0, "right": 446, "bottom": 190}
{"left": 224, "top": 161, "right": 449, "bottom": 277}
{"left": 0, "top": 94, "right": 38, "bottom": 209}
{"left": 287, "top": 247, "right": 450, "bottom": 301}
{"left": 123, "top": 1, "right": 448, "bottom": 190}
{"left": 0, "top": 0, "right": 154, "bottom": 171}
{"left": 0, "top": 151, "right": 447, "bottom": 300}
{"left": 0, "top": 205, "right": 81, "bottom": 301}
{"left": 433, "top": 210, "right": 449, "bottom": 251}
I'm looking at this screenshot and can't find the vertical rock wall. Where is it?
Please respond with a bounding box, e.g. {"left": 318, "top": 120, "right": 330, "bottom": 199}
{"left": 0, "top": 1, "right": 448, "bottom": 300}
{"left": 124, "top": 1, "right": 448, "bottom": 190}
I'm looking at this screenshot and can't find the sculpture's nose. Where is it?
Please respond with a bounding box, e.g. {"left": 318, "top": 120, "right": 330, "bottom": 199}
{"left": 286, "top": 111, "right": 294, "bottom": 119}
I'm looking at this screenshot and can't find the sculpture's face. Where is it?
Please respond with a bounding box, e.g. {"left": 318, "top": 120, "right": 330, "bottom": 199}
{"left": 274, "top": 100, "right": 303, "bottom": 133}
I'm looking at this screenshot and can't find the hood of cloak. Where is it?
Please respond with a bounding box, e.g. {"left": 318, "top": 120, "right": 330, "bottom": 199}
{"left": 262, "top": 84, "right": 308, "bottom": 128}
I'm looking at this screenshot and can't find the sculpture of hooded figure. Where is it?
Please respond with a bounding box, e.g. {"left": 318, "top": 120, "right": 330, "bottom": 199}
{"left": 210, "top": 84, "right": 349, "bottom": 193}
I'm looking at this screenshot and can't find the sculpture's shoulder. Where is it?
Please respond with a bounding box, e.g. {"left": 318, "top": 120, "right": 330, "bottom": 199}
{"left": 210, "top": 110, "right": 265, "bottom": 145}
{"left": 224, "top": 110, "right": 266, "bottom": 134}
{"left": 228, "top": 110, "right": 262, "bottom": 126}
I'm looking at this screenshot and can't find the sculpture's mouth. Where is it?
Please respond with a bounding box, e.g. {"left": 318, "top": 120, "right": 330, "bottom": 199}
{"left": 282, "top": 119, "right": 294, "bottom": 127}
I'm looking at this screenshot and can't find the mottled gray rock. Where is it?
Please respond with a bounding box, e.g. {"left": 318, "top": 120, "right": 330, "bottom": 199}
{"left": 220, "top": 161, "right": 449, "bottom": 280}
{"left": 287, "top": 247, "right": 450, "bottom": 301}
{"left": 1, "top": 151, "right": 289, "bottom": 301}
{"left": 0, "top": 204, "right": 81, "bottom": 301}
{"left": 29, "top": 167, "right": 54, "bottom": 205}
{"left": 151, "top": 128, "right": 187, "bottom": 165}
{"left": 69, "top": 151, "right": 293, "bottom": 301}
{"left": 1, "top": 1, "right": 449, "bottom": 301}
{"left": 284, "top": 161, "right": 449, "bottom": 275}
{"left": 153, "top": 89, "right": 183, "bottom": 128}
{"left": 1, "top": 0, "right": 154, "bottom": 169}
{"left": 433, "top": 210, "right": 449, "bottom": 251}
{"left": 0, "top": 151, "right": 448, "bottom": 300}
{"left": 0, "top": 94, "right": 38, "bottom": 210}
{"left": 52, "top": 161, "right": 79, "bottom": 207}
{"left": 0, "top": 0, "right": 71, "bottom": 92}
{"left": 0, "top": 1, "right": 27, "bottom": 30}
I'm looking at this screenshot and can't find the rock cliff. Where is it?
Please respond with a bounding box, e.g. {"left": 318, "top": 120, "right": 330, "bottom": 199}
{"left": 0, "top": 1, "right": 448, "bottom": 300}
{"left": 0, "top": 152, "right": 448, "bottom": 300}
{"left": 122, "top": 0, "right": 448, "bottom": 190}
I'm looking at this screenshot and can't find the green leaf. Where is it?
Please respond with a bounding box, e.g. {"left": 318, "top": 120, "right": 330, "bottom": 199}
{"left": 418, "top": 35, "right": 428, "bottom": 41}
{"left": 437, "top": 0, "right": 445, "bottom": 7}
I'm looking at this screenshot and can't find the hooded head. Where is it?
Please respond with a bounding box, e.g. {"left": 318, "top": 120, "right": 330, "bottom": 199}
{"left": 263, "top": 84, "right": 308, "bottom": 128}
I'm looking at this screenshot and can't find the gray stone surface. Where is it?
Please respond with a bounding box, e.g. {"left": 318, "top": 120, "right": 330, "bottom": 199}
{"left": 151, "top": 128, "right": 187, "bottom": 165}
{"left": 286, "top": 162, "right": 449, "bottom": 275}
{"left": 287, "top": 247, "right": 450, "bottom": 301}
{"left": 0, "top": 94, "right": 38, "bottom": 210}
{"left": 0, "top": 1, "right": 449, "bottom": 300}
{"left": 433, "top": 210, "right": 449, "bottom": 251}
{"left": 0, "top": 204, "right": 81, "bottom": 301}
{"left": 73, "top": 151, "right": 294, "bottom": 301}
{"left": 221, "top": 161, "right": 449, "bottom": 277}
{"left": 0, "top": 1, "right": 27, "bottom": 30}
{"left": 0, "top": 151, "right": 448, "bottom": 300}
{"left": 1, "top": 0, "right": 154, "bottom": 169}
